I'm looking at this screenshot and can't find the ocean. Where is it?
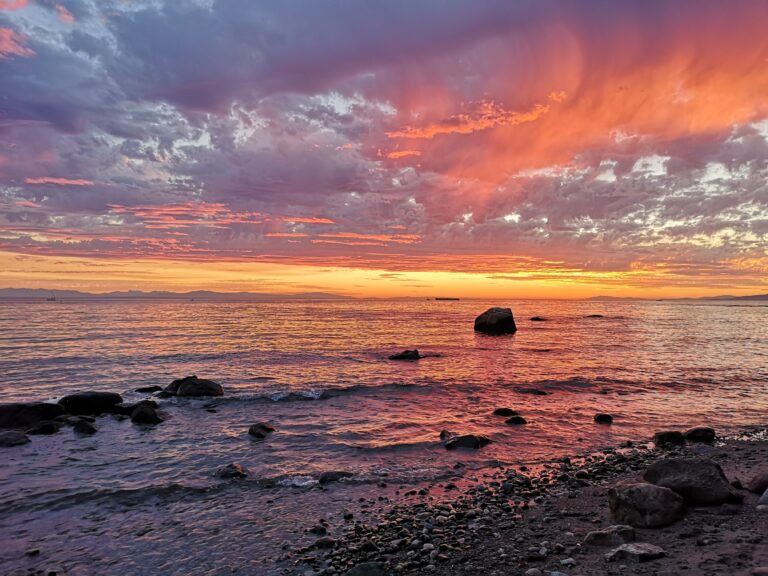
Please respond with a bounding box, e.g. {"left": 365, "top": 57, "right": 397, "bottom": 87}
{"left": 0, "top": 299, "right": 766, "bottom": 575}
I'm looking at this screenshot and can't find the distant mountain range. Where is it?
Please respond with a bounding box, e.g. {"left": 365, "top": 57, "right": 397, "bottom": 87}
{"left": 0, "top": 288, "right": 351, "bottom": 301}
{"left": 589, "top": 294, "right": 768, "bottom": 301}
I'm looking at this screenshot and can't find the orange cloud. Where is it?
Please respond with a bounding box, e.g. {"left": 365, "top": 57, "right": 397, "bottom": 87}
{"left": 0, "top": 0, "right": 28, "bottom": 10}
{"left": 265, "top": 233, "right": 308, "bottom": 238}
{"left": 386, "top": 150, "right": 421, "bottom": 159}
{"left": 317, "top": 232, "right": 421, "bottom": 244}
{"left": 15, "top": 200, "right": 40, "bottom": 208}
{"left": 0, "top": 27, "right": 33, "bottom": 59}
{"left": 25, "top": 177, "right": 93, "bottom": 185}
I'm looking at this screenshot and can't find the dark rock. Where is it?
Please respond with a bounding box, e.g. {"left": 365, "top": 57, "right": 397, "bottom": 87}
{"left": 444, "top": 434, "right": 491, "bottom": 450}
{"left": 0, "top": 402, "right": 65, "bottom": 429}
{"left": 608, "top": 481, "right": 684, "bottom": 527}
{"left": 313, "top": 536, "right": 336, "bottom": 549}
{"left": 0, "top": 430, "right": 30, "bottom": 447}
{"left": 653, "top": 430, "right": 686, "bottom": 446}
{"left": 583, "top": 525, "right": 635, "bottom": 547}
{"left": 388, "top": 349, "right": 422, "bottom": 360}
{"left": 684, "top": 426, "right": 716, "bottom": 443}
{"left": 345, "top": 562, "right": 386, "bottom": 576}
{"left": 439, "top": 429, "right": 456, "bottom": 441}
{"left": 493, "top": 408, "right": 518, "bottom": 416}
{"left": 248, "top": 422, "right": 275, "bottom": 439}
{"left": 26, "top": 421, "right": 61, "bottom": 435}
{"left": 474, "top": 307, "right": 517, "bottom": 335}
{"left": 505, "top": 415, "right": 528, "bottom": 425}
{"left": 135, "top": 385, "right": 163, "bottom": 393}
{"left": 73, "top": 420, "right": 97, "bottom": 435}
{"left": 594, "top": 413, "right": 614, "bottom": 424}
{"left": 643, "top": 457, "right": 743, "bottom": 505}
{"left": 58, "top": 392, "right": 123, "bottom": 415}
{"left": 586, "top": 314, "right": 605, "bottom": 318}
{"left": 530, "top": 316, "right": 547, "bottom": 321}
{"left": 165, "top": 375, "right": 223, "bottom": 397}
{"left": 746, "top": 469, "right": 768, "bottom": 494}
{"left": 111, "top": 400, "right": 158, "bottom": 416}
{"left": 319, "top": 471, "right": 354, "bottom": 484}
{"left": 759, "top": 488, "right": 768, "bottom": 508}
{"left": 215, "top": 463, "right": 250, "bottom": 479}
{"left": 606, "top": 542, "right": 666, "bottom": 563}
{"left": 515, "top": 387, "right": 549, "bottom": 396}
{"left": 131, "top": 404, "right": 164, "bottom": 425}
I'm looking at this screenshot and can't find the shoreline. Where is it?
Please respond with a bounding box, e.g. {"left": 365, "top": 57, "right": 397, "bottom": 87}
{"left": 283, "top": 426, "right": 768, "bottom": 576}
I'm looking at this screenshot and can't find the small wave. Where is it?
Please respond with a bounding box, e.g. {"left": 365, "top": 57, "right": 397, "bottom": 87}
{"left": 338, "top": 439, "right": 440, "bottom": 454}
{"left": 207, "top": 382, "right": 423, "bottom": 405}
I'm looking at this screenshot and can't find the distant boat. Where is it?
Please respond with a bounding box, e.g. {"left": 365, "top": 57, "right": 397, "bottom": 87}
{"left": 435, "top": 297, "right": 460, "bottom": 301}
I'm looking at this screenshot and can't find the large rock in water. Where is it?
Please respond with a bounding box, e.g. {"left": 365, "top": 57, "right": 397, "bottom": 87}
{"left": 474, "top": 307, "right": 517, "bottom": 335}
{"left": 165, "top": 375, "right": 223, "bottom": 397}
{"left": 58, "top": 392, "right": 123, "bottom": 415}
{"left": 0, "top": 430, "right": 31, "bottom": 447}
{"left": 0, "top": 402, "right": 64, "bottom": 429}
{"left": 643, "top": 457, "right": 743, "bottom": 505}
{"left": 443, "top": 433, "right": 491, "bottom": 450}
{"left": 608, "top": 481, "right": 684, "bottom": 528}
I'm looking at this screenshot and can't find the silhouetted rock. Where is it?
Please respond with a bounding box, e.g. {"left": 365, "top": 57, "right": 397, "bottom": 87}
{"left": 73, "top": 420, "right": 97, "bottom": 435}
{"left": 248, "top": 421, "right": 275, "bottom": 439}
{"left": 586, "top": 314, "right": 605, "bottom": 318}
{"left": 684, "top": 426, "right": 716, "bottom": 443}
{"left": 474, "top": 307, "right": 517, "bottom": 334}
{"left": 0, "top": 430, "right": 30, "bottom": 447}
{"left": 58, "top": 392, "right": 123, "bottom": 415}
{"left": 505, "top": 415, "right": 528, "bottom": 425}
{"left": 643, "top": 457, "right": 743, "bottom": 505}
{"left": 606, "top": 542, "right": 666, "bottom": 563}
{"left": 26, "top": 421, "right": 61, "bottom": 435}
{"left": 515, "top": 387, "right": 549, "bottom": 396}
{"left": 215, "top": 463, "right": 250, "bottom": 479}
{"left": 746, "top": 469, "right": 768, "bottom": 494}
{"left": 0, "top": 402, "right": 64, "bottom": 429}
{"left": 608, "top": 481, "right": 684, "bottom": 527}
{"left": 493, "top": 408, "right": 518, "bottom": 416}
{"left": 444, "top": 434, "right": 490, "bottom": 450}
{"left": 166, "top": 375, "right": 223, "bottom": 397}
{"left": 388, "top": 349, "right": 422, "bottom": 360}
{"left": 135, "top": 385, "right": 163, "bottom": 393}
{"left": 319, "top": 470, "right": 354, "bottom": 484}
{"left": 110, "top": 400, "right": 158, "bottom": 416}
{"left": 530, "top": 316, "right": 547, "bottom": 321}
{"left": 583, "top": 525, "right": 635, "bottom": 547}
{"left": 595, "top": 413, "right": 614, "bottom": 424}
{"left": 131, "top": 403, "right": 164, "bottom": 425}
{"left": 653, "top": 430, "right": 685, "bottom": 446}
{"left": 439, "top": 429, "right": 456, "bottom": 441}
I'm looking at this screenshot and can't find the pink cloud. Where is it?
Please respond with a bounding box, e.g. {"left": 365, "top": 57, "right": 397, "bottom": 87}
{"left": 25, "top": 177, "right": 93, "bottom": 186}
{"left": 56, "top": 5, "right": 75, "bottom": 23}
{"left": 0, "top": 27, "right": 33, "bottom": 59}
{"left": 0, "top": 0, "right": 28, "bottom": 10}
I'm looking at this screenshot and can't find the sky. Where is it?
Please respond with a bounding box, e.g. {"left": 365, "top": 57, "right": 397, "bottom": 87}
{"left": 1, "top": 0, "right": 767, "bottom": 298}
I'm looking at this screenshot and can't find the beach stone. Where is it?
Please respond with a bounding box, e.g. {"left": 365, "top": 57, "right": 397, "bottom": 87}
{"left": 493, "top": 408, "right": 518, "bottom": 416}
{"left": 135, "top": 385, "right": 163, "bottom": 393}
{"left": 606, "top": 542, "right": 666, "bottom": 563}
{"left": 474, "top": 307, "right": 517, "bottom": 334}
{"left": 131, "top": 404, "right": 164, "bottom": 425}
{"left": 746, "top": 469, "right": 768, "bottom": 494}
{"left": 524, "top": 570, "right": 543, "bottom": 576}
{"left": 215, "top": 463, "right": 250, "bottom": 479}
{"left": 608, "top": 482, "right": 684, "bottom": 527}
{"left": 388, "top": 349, "right": 421, "bottom": 360}
{"left": 344, "top": 562, "right": 385, "bottom": 576}
{"left": 643, "top": 457, "right": 743, "bottom": 505}
{"left": 0, "top": 430, "right": 30, "bottom": 447}
{"left": 0, "top": 402, "right": 65, "bottom": 429}
{"left": 319, "top": 470, "right": 353, "bottom": 484}
{"left": 653, "top": 430, "right": 685, "bottom": 446}
{"left": 166, "top": 375, "right": 223, "bottom": 397}
{"left": 313, "top": 536, "right": 336, "bottom": 549}
{"left": 248, "top": 422, "right": 275, "bottom": 439}
{"left": 73, "top": 420, "right": 97, "bottom": 435}
{"left": 583, "top": 525, "right": 635, "bottom": 547}
{"left": 594, "top": 413, "right": 614, "bottom": 424}
{"left": 505, "top": 415, "right": 528, "bottom": 425}
{"left": 26, "top": 421, "right": 61, "bottom": 435}
{"left": 58, "top": 392, "right": 123, "bottom": 415}
{"left": 684, "top": 426, "right": 716, "bottom": 443}
{"left": 444, "top": 434, "right": 490, "bottom": 450}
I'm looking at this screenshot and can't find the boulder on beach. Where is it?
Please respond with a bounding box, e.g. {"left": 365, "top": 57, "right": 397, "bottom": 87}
{"left": 0, "top": 430, "right": 30, "bottom": 447}
{"left": 746, "top": 469, "right": 768, "bottom": 494}
{"left": 443, "top": 433, "right": 491, "bottom": 450}
{"left": 319, "top": 470, "right": 354, "bottom": 484}
{"left": 58, "top": 392, "right": 123, "bottom": 415}
{"left": 505, "top": 415, "right": 528, "bottom": 425}
{"left": 388, "top": 349, "right": 422, "bottom": 361}
{"left": 605, "top": 542, "right": 666, "bottom": 563}
{"left": 165, "top": 376, "right": 223, "bottom": 397}
{"left": 248, "top": 421, "right": 275, "bottom": 439}
{"left": 608, "top": 481, "right": 684, "bottom": 528}
{"left": 0, "top": 402, "right": 65, "bottom": 429}
{"left": 474, "top": 307, "right": 517, "bottom": 335}
{"left": 493, "top": 408, "right": 518, "bottom": 416}
{"left": 583, "top": 525, "right": 635, "bottom": 547}
{"left": 594, "top": 413, "right": 614, "bottom": 424}
{"left": 684, "top": 426, "right": 716, "bottom": 443}
{"left": 131, "top": 403, "right": 164, "bottom": 425}
{"left": 643, "top": 457, "right": 743, "bottom": 505}
{"left": 653, "top": 430, "right": 686, "bottom": 446}
{"left": 215, "top": 463, "right": 250, "bottom": 479}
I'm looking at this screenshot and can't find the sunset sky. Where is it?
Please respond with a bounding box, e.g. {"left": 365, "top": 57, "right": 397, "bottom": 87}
{"left": 1, "top": 0, "right": 768, "bottom": 298}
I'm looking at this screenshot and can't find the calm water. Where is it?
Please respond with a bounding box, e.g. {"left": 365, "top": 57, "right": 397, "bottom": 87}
{"left": 0, "top": 299, "right": 767, "bottom": 575}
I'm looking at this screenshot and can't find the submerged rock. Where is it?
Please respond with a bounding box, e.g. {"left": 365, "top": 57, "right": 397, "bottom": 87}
{"left": 515, "top": 387, "right": 549, "bottom": 396}
{"left": 606, "top": 542, "right": 666, "bottom": 563}
{"left": 653, "top": 430, "right": 686, "bottom": 446}
{"left": 530, "top": 316, "right": 547, "bottom": 321}
{"left": 444, "top": 434, "right": 491, "bottom": 450}
{"left": 493, "top": 408, "right": 518, "bottom": 416}
{"left": 165, "top": 375, "right": 224, "bottom": 397}
{"left": 0, "top": 402, "right": 65, "bottom": 429}
{"left": 594, "top": 413, "right": 614, "bottom": 424}
{"left": 583, "top": 525, "right": 635, "bottom": 547}
{"left": 135, "top": 385, "right": 163, "bottom": 393}
{"left": 319, "top": 470, "right": 354, "bottom": 484}
{"left": 131, "top": 403, "right": 164, "bottom": 425}
{"left": 684, "top": 426, "right": 716, "bottom": 443}
{"left": 608, "top": 481, "right": 684, "bottom": 528}
{"left": 0, "top": 430, "right": 30, "bottom": 447}
{"left": 26, "top": 421, "right": 61, "bottom": 435}
{"left": 58, "top": 392, "right": 123, "bottom": 415}
{"left": 586, "top": 314, "right": 605, "bottom": 318}
{"left": 643, "top": 457, "right": 743, "bottom": 505}
{"left": 388, "top": 349, "right": 422, "bottom": 360}
{"left": 505, "top": 415, "right": 528, "bottom": 425}
{"left": 215, "top": 463, "right": 250, "bottom": 479}
{"left": 474, "top": 307, "right": 517, "bottom": 334}
{"left": 73, "top": 420, "right": 97, "bottom": 435}
{"left": 248, "top": 421, "right": 275, "bottom": 439}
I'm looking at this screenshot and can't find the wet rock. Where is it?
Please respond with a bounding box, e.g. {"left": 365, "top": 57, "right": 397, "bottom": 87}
{"left": 608, "top": 481, "right": 684, "bottom": 528}
{"left": 131, "top": 404, "right": 164, "bottom": 425}
{"left": 643, "top": 457, "right": 743, "bottom": 505}
{"left": 0, "top": 402, "right": 65, "bottom": 429}
{"left": 746, "top": 469, "right": 768, "bottom": 494}
{"left": 583, "top": 525, "right": 635, "bottom": 547}
{"left": 474, "top": 307, "right": 517, "bottom": 335}
{"left": 684, "top": 426, "right": 716, "bottom": 443}
{"left": 444, "top": 434, "right": 490, "bottom": 450}
{"left": 215, "top": 463, "right": 250, "bottom": 479}
{"left": 505, "top": 415, "right": 528, "bottom": 425}
{"left": 439, "top": 429, "right": 456, "bottom": 441}
{"left": 345, "top": 562, "right": 385, "bottom": 576}
{"left": 26, "top": 421, "right": 61, "bottom": 435}
{"left": 653, "top": 430, "right": 686, "bottom": 446}
{"left": 111, "top": 400, "right": 159, "bottom": 416}
{"left": 73, "top": 420, "right": 97, "bottom": 435}
{"left": 515, "top": 387, "right": 549, "bottom": 396}
{"left": 135, "top": 385, "right": 163, "bottom": 393}
{"left": 319, "top": 471, "right": 354, "bottom": 484}
{"left": 530, "top": 316, "right": 547, "bottom": 322}
{"left": 388, "top": 349, "right": 422, "bottom": 360}
{"left": 248, "top": 421, "right": 275, "bottom": 439}
{"left": 586, "top": 314, "right": 605, "bottom": 318}
{"left": 493, "top": 407, "right": 518, "bottom": 416}
{"left": 606, "top": 542, "right": 666, "bottom": 562}
{"left": 313, "top": 536, "right": 336, "bottom": 549}
{"left": 165, "top": 375, "right": 224, "bottom": 397}
{"left": 58, "top": 392, "right": 123, "bottom": 415}
{"left": 0, "top": 430, "right": 30, "bottom": 447}
{"left": 594, "top": 413, "right": 613, "bottom": 424}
